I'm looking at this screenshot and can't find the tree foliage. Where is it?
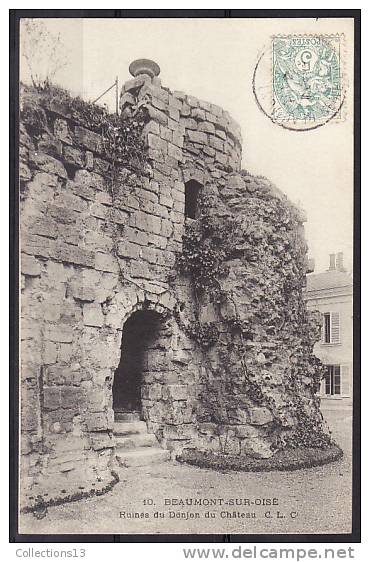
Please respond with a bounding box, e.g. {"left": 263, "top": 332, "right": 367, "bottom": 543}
{"left": 21, "top": 19, "right": 68, "bottom": 89}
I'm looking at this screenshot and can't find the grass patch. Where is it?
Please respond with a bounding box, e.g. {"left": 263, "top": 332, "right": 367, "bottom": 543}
{"left": 22, "top": 471, "right": 120, "bottom": 516}
{"left": 176, "top": 445, "right": 343, "bottom": 473}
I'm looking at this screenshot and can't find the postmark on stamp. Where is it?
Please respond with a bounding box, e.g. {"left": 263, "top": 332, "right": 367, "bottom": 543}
{"left": 272, "top": 35, "right": 343, "bottom": 126}
{"left": 252, "top": 34, "right": 345, "bottom": 131}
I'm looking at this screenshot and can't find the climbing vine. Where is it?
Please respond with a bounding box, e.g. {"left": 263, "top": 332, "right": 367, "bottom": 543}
{"left": 21, "top": 84, "right": 149, "bottom": 171}
{"left": 177, "top": 221, "right": 227, "bottom": 297}
{"left": 186, "top": 321, "right": 220, "bottom": 349}
{"left": 176, "top": 176, "right": 332, "bottom": 451}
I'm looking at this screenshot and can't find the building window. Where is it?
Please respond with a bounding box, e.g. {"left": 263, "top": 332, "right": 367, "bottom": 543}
{"left": 324, "top": 365, "right": 341, "bottom": 396}
{"left": 185, "top": 180, "right": 201, "bottom": 219}
{"left": 322, "top": 311, "right": 340, "bottom": 344}
{"left": 323, "top": 313, "right": 331, "bottom": 343}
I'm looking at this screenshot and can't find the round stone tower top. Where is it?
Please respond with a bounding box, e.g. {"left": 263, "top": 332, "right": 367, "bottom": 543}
{"left": 129, "top": 59, "right": 160, "bottom": 78}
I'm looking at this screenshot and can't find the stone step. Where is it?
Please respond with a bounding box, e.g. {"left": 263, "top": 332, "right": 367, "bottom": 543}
{"left": 114, "top": 411, "right": 142, "bottom": 422}
{"left": 116, "top": 447, "right": 170, "bottom": 467}
{"left": 115, "top": 433, "right": 158, "bottom": 450}
{"left": 114, "top": 420, "right": 148, "bottom": 436}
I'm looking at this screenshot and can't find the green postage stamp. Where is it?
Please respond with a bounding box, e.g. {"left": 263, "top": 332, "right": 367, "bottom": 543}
{"left": 272, "top": 35, "right": 343, "bottom": 124}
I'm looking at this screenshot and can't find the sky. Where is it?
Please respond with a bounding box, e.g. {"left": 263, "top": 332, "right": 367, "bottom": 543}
{"left": 20, "top": 17, "right": 354, "bottom": 274}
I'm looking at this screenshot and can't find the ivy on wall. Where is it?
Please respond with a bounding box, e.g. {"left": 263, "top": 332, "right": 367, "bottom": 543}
{"left": 176, "top": 177, "right": 332, "bottom": 451}
{"left": 177, "top": 193, "right": 236, "bottom": 300}
{"left": 20, "top": 84, "right": 148, "bottom": 171}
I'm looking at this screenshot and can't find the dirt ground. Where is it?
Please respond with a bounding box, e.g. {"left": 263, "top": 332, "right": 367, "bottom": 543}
{"left": 19, "top": 405, "right": 352, "bottom": 536}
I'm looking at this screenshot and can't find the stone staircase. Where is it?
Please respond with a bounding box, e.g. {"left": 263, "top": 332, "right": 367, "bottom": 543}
{"left": 114, "top": 411, "right": 170, "bottom": 467}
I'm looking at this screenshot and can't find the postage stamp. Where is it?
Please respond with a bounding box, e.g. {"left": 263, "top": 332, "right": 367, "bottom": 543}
{"left": 272, "top": 35, "right": 343, "bottom": 125}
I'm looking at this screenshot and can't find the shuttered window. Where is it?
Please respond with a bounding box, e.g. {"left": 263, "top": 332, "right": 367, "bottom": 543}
{"left": 322, "top": 312, "right": 340, "bottom": 344}
{"left": 330, "top": 311, "right": 340, "bottom": 343}
{"left": 323, "top": 313, "right": 331, "bottom": 343}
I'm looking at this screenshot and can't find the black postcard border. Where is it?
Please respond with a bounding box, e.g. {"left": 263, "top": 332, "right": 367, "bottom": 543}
{"left": 9, "top": 8, "right": 361, "bottom": 544}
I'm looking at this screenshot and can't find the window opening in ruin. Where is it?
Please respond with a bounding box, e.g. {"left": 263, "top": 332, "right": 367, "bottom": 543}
{"left": 185, "top": 180, "right": 202, "bottom": 219}
{"left": 113, "top": 310, "right": 161, "bottom": 417}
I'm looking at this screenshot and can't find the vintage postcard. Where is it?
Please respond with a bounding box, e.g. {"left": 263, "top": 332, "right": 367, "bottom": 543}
{"left": 12, "top": 13, "right": 358, "bottom": 538}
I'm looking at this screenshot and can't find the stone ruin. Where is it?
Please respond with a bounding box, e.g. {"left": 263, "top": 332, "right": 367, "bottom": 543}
{"left": 19, "top": 59, "right": 337, "bottom": 512}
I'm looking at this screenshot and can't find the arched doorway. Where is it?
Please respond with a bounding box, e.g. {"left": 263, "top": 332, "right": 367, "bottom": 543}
{"left": 112, "top": 309, "right": 162, "bottom": 419}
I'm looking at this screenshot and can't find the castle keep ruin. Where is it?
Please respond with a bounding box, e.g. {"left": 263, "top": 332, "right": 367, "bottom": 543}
{"left": 19, "top": 59, "right": 338, "bottom": 511}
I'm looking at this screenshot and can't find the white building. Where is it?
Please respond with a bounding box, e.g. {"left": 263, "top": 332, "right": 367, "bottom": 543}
{"left": 305, "top": 253, "right": 353, "bottom": 404}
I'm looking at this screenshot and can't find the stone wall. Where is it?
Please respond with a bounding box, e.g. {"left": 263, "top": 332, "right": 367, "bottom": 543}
{"left": 19, "top": 63, "right": 329, "bottom": 510}
{"left": 19, "top": 82, "right": 205, "bottom": 509}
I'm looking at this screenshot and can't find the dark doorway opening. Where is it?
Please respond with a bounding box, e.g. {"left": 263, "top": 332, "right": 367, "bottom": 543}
{"left": 113, "top": 310, "right": 161, "bottom": 415}
{"left": 185, "top": 179, "right": 202, "bottom": 219}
